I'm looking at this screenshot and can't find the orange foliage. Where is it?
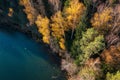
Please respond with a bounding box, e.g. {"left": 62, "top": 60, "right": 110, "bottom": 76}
{"left": 35, "top": 15, "right": 50, "bottom": 44}
{"left": 91, "top": 7, "right": 113, "bottom": 31}
{"left": 101, "top": 46, "right": 120, "bottom": 68}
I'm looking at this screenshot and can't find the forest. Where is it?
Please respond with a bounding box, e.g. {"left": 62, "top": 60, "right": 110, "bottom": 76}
{"left": 0, "top": 0, "right": 120, "bottom": 80}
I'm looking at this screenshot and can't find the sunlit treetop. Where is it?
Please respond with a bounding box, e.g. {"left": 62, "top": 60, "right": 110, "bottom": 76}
{"left": 51, "top": 11, "right": 66, "bottom": 38}
{"left": 59, "top": 38, "right": 66, "bottom": 50}
{"left": 50, "top": 11, "right": 66, "bottom": 50}
{"left": 8, "top": 8, "right": 14, "bottom": 17}
{"left": 64, "top": 0, "right": 86, "bottom": 30}
{"left": 35, "top": 15, "right": 50, "bottom": 44}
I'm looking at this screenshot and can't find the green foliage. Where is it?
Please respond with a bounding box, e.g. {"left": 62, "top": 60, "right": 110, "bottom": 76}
{"left": 79, "top": 28, "right": 105, "bottom": 64}
{"left": 1, "top": 1, "right": 120, "bottom": 80}
{"left": 70, "top": 5, "right": 93, "bottom": 60}
{"left": 75, "top": 14, "right": 88, "bottom": 40}
{"left": 79, "top": 67, "right": 96, "bottom": 80}
{"left": 106, "top": 71, "right": 120, "bottom": 80}
{"left": 71, "top": 40, "right": 81, "bottom": 59}
{"left": 82, "top": 0, "right": 92, "bottom": 7}
{"left": 101, "top": 62, "right": 115, "bottom": 74}
{"left": 64, "top": 0, "right": 70, "bottom": 7}
{"left": 71, "top": 28, "right": 105, "bottom": 65}
{"left": 71, "top": 13, "right": 87, "bottom": 59}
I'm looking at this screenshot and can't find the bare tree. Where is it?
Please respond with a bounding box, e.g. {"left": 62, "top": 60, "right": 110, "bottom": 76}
{"left": 111, "top": 4, "right": 120, "bottom": 35}
{"left": 48, "top": 0, "right": 62, "bottom": 13}
{"left": 31, "top": 0, "right": 46, "bottom": 16}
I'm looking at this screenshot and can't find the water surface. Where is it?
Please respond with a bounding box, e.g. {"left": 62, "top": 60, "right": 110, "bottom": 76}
{"left": 0, "top": 27, "right": 66, "bottom": 80}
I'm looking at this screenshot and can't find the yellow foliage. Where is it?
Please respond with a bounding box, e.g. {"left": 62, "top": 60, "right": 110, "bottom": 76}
{"left": 8, "top": 8, "right": 13, "bottom": 17}
{"left": 59, "top": 38, "right": 66, "bottom": 50}
{"left": 43, "top": 36, "right": 50, "bottom": 44}
{"left": 51, "top": 11, "right": 66, "bottom": 50}
{"left": 64, "top": 0, "right": 86, "bottom": 29}
{"left": 35, "top": 15, "right": 50, "bottom": 44}
{"left": 19, "top": 0, "right": 37, "bottom": 25}
{"left": 51, "top": 11, "right": 66, "bottom": 38}
{"left": 91, "top": 7, "right": 113, "bottom": 31}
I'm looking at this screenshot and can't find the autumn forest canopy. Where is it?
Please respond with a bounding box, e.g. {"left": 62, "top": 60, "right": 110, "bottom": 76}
{"left": 0, "top": 0, "right": 120, "bottom": 80}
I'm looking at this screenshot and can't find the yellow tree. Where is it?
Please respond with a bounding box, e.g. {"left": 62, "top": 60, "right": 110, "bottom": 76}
{"left": 35, "top": 15, "right": 50, "bottom": 44}
{"left": 64, "top": 0, "right": 86, "bottom": 38}
{"left": 91, "top": 7, "right": 113, "bottom": 32}
{"left": 59, "top": 38, "right": 66, "bottom": 50}
{"left": 19, "top": 0, "right": 37, "bottom": 25}
{"left": 8, "top": 8, "right": 14, "bottom": 17}
{"left": 51, "top": 11, "right": 66, "bottom": 50}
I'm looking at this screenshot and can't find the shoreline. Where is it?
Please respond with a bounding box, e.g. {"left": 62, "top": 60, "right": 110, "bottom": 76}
{"left": 0, "top": 23, "right": 69, "bottom": 79}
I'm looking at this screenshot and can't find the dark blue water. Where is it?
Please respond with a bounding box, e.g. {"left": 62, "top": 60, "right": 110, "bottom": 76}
{"left": 0, "top": 28, "right": 66, "bottom": 80}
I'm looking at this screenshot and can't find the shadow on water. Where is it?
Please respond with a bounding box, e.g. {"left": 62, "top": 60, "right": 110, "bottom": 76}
{"left": 0, "top": 25, "right": 67, "bottom": 80}
{"left": 0, "top": 24, "right": 61, "bottom": 65}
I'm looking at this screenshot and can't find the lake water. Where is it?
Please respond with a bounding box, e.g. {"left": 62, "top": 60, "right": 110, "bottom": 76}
{"left": 0, "top": 27, "right": 66, "bottom": 80}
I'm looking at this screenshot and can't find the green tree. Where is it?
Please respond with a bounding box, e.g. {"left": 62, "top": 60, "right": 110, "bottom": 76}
{"left": 106, "top": 71, "right": 120, "bottom": 80}
{"left": 71, "top": 28, "right": 105, "bottom": 65}
{"left": 70, "top": 13, "right": 87, "bottom": 59}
